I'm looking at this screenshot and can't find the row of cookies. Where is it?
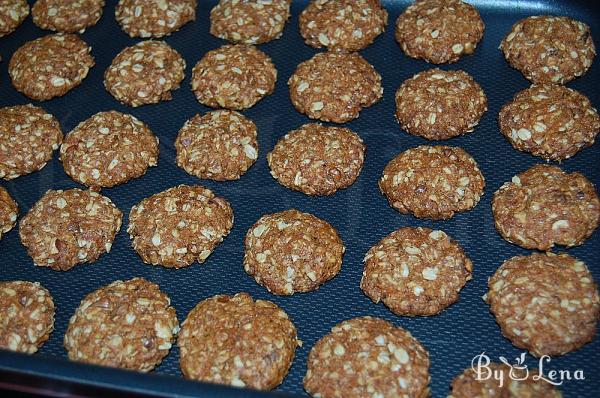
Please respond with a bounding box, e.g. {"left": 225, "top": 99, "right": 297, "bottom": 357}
{"left": 2, "top": 273, "right": 585, "bottom": 397}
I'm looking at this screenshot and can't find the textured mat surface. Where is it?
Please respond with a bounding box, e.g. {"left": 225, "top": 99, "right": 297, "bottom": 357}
{"left": 0, "top": 0, "right": 599, "bottom": 397}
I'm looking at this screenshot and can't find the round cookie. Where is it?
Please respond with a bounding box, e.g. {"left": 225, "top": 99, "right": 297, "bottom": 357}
{"left": 486, "top": 253, "right": 600, "bottom": 357}
{"left": 498, "top": 84, "right": 600, "bottom": 161}
{"left": 64, "top": 278, "right": 178, "bottom": 372}
{"left": 0, "top": 281, "right": 55, "bottom": 354}
{"left": 210, "top": 0, "right": 291, "bottom": 45}
{"left": 395, "top": 69, "right": 487, "bottom": 140}
{"left": 267, "top": 123, "right": 366, "bottom": 196}
{"left": 191, "top": 44, "right": 277, "bottom": 110}
{"left": 288, "top": 52, "right": 383, "bottom": 123}
{"left": 493, "top": 164, "right": 600, "bottom": 251}
{"left": 395, "top": 0, "right": 484, "bottom": 64}
{"left": 19, "top": 189, "right": 123, "bottom": 271}
{"left": 0, "top": 0, "right": 29, "bottom": 38}
{"left": 9, "top": 33, "right": 95, "bottom": 101}
{"left": 379, "top": 145, "right": 485, "bottom": 220}
{"left": 128, "top": 185, "right": 233, "bottom": 269}
{"left": 0, "top": 186, "right": 18, "bottom": 240}
{"left": 32, "top": 0, "right": 105, "bottom": 33}
{"left": 361, "top": 227, "right": 472, "bottom": 316}
{"left": 60, "top": 111, "right": 159, "bottom": 188}
{"left": 0, "top": 104, "right": 63, "bottom": 180}
{"left": 449, "top": 363, "right": 563, "bottom": 398}
{"left": 299, "top": 0, "right": 388, "bottom": 52}
{"left": 175, "top": 110, "right": 258, "bottom": 181}
{"left": 178, "top": 293, "right": 299, "bottom": 390}
{"left": 304, "top": 317, "right": 430, "bottom": 398}
{"left": 104, "top": 40, "right": 186, "bottom": 107}
{"left": 244, "top": 209, "right": 345, "bottom": 295}
{"left": 115, "top": 0, "right": 197, "bottom": 38}
{"left": 500, "top": 16, "right": 595, "bottom": 84}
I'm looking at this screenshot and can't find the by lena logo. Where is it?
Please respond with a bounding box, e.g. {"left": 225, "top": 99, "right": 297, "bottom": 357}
{"left": 471, "top": 352, "right": 585, "bottom": 387}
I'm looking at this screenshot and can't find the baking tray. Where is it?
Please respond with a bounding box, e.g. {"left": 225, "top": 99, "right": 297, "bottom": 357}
{"left": 1, "top": 0, "right": 599, "bottom": 397}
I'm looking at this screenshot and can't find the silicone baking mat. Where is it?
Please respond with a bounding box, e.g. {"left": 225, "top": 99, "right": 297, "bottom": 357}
{"left": 0, "top": 0, "right": 599, "bottom": 396}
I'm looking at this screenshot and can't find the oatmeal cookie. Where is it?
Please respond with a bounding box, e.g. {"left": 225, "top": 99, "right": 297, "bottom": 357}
{"left": 128, "top": 185, "right": 234, "bottom": 269}
{"left": 175, "top": 110, "right": 258, "bottom": 181}
{"left": 267, "top": 123, "right": 365, "bottom": 196}
{"left": 0, "top": 0, "right": 29, "bottom": 37}
{"left": 485, "top": 253, "right": 600, "bottom": 357}
{"left": 115, "top": 0, "right": 196, "bottom": 38}
{"left": 19, "top": 189, "right": 123, "bottom": 271}
{"left": 0, "top": 186, "right": 18, "bottom": 240}
{"left": 288, "top": 52, "right": 383, "bottom": 123}
{"left": 32, "top": 0, "right": 105, "bottom": 33}
{"left": 244, "top": 209, "right": 345, "bottom": 295}
{"left": 60, "top": 111, "right": 159, "bottom": 188}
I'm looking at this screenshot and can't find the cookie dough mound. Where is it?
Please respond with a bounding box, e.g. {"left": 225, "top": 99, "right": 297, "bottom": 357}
{"left": 288, "top": 52, "right": 383, "bottom": 123}
{"left": 115, "top": 0, "right": 196, "bottom": 38}
{"left": 0, "top": 281, "right": 55, "bottom": 354}
{"left": 244, "top": 209, "right": 345, "bottom": 295}
{"left": 304, "top": 317, "right": 430, "bottom": 398}
{"left": 361, "top": 227, "right": 472, "bottom": 316}
{"left": 486, "top": 253, "right": 600, "bottom": 357}
{"left": 19, "top": 189, "right": 123, "bottom": 271}
{"left": 64, "top": 278, "right": 178, "bottom": 371}
{"left": 299, "top": 0, "right": 388, "bottom": 52}
{"left": 178, "top": 293, "right": 299, "bottom": 390}
{"left": 210, "top": 0, "right": 291, "bottom": 44}
{"left": 32, "top": 0, "right": 105, "bottom": 33}
{"left": 498, "top": 84, "right": 600, "bottom": 161}
{"left": 395, "top": 69, "right": 487, "bottom": 140}
{"left": 9, "top": 33, "right": 95, "bottom": 101}
{"left": 500, "top": 16, "right": 595, "bottom": 84}
{"left": 0, "top": 104, "right": 63, "bottom": 180}
{"left": 379, "top": 145, "right": 485, "bottom": 220}
{"left": 60, "top": 111, "right": 159, "bottom": 188}
{"left": 268, "top": 124, "right": 365, "bottom": 196}
{"left": 175, "top": 110, "right": 258, "bottom": 181}
{"left": 128, "top": 185, "right": 234, "bottom": 269}
{"left": 395, "top": 0, "right": 484, "bottom": 64}
{"left": 191, "top": 44, "right": 277, "bottom": 110}
{"left": 104, "top": 40, "right": 186, "bottom": 107}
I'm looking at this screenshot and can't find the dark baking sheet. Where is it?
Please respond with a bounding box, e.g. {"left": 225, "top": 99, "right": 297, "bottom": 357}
{"left": 1, "top": 0, "right": 599, "bottom": 397}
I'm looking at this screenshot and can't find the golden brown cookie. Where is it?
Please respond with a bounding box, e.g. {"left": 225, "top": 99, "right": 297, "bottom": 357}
{"left": 361, "top": 227, "right": 472, "bottom": 316}
{"left": 379, "top": 145, "right": 485, "bottom": 220}
{"left": 9, "top": 33, "right": 95, "bottom": 101}
{"left": 60, "top": 111, "right": 159, "bottom": 188}
{"left": 104, "top": 40, "right": 186, "bottom": 107}
{"left": 244, "top": 209, "right": 345, "bottom": 295}
{"left": 500, "top": 16, "right": 595, "bottom": 84}
{"left": 395, "top": 69, "right": 487, "bottom": 140}
{"left": 0, "top": 186, "right": 18, "bottom": 240}
{"left": 288, "top": 52, "right": 383, "bottom": 123}
{"left": 0, "top": 104, "right": 63, "bottom": 180}
{"left": 0, "top": 281, "right": 54, "bottom": 354}
{"left": 0, "top": 0, "right": 29, "bottom": 37}
{"left": 267, "top": 123, "right": 365, "bottom": 196}
{"left": 449, "top": 363, "right": 563, "bottom": 398}
{"left": 115, "top": 0, "right": 197, "bottom": 38}
{"left": 32, "top": 0, "right": 105, "bottom": 33}
{"left": 498, "top": 84, "right": 600, "bottom": 161}
{"left": 175, "top": 110, "right": 258, "bottom": 181}
{"left": 127, "top": 185, "right": 234, "bottom": 269}
{"left": 19, "top": 189, "right": 123, "bottom": 271}
{"left": 493, "top": 164, "right": 600, "bottom": 251}
{"left": 64, "top": 278, "right": 178, "bottom": 372}
{"left": 395, "top": 0, "right": 484, "bottom": 64}
{"left": 299, "top": 0, "right": 388, "bottom": 52}
{"left": 178, "top": 293, "right": 299, "bottom": 390}
{"left": 210, "top": 0, "right": 291, "bottom": 44}
{"left": 486, "top": 253, "right": 600, "bottom": 357}
{"left": 304, "top": 317, "right": 430, "bottom": 398}
{"left": 191, "top": 44, "right": 277, "bottom": 110}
